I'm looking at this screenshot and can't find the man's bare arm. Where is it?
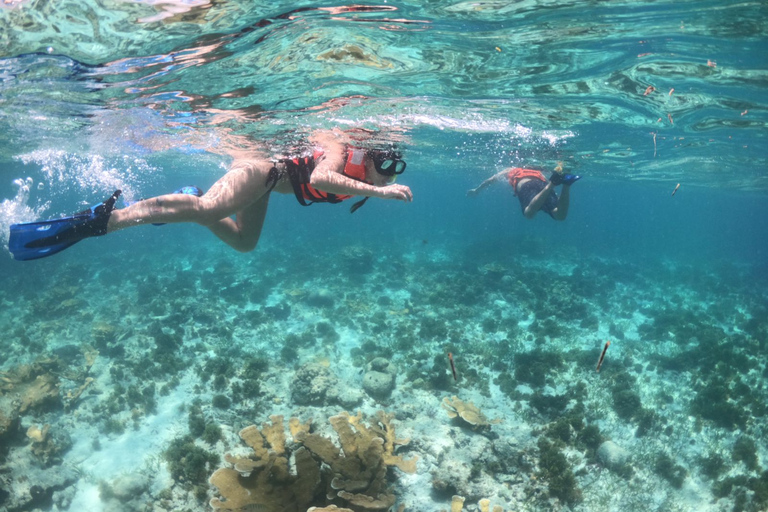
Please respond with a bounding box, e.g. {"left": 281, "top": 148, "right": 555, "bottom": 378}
{"left": 467, "top": 170, "right": 509, "bottom": 196}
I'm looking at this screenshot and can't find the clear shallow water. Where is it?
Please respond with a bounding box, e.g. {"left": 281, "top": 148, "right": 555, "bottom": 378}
{"left": 1, "top": 2, "right": 768, "bottom": 512}
{"left": 1, "top": 1, "right": 767, "bottom": 191}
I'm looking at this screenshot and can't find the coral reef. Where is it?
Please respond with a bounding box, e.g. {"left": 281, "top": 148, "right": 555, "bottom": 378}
{"left": 209, "top": 412, "right": 416, "bottom": 511}
{"left": 438, "top": 495, "right": 505, "bottom": 512}
{"left": 1, "top": 224, "right": 766, "bottom": 512}
{"left": 0, "top": 399, "right": 19, "bottom": 462}
{"left": 441, "top": 396, "right": 501, "bottom": 430}
{"left": 0, "top": 360, "right": 62, "bottom": 414}
{"left": 297, "top": 411, "right": 417, "bottom": 509}
{"left": 27, "top": 424, "right": 71, "bottom": 468}
{"left": 209, "top": 415, "right": 320, "bottom": 511}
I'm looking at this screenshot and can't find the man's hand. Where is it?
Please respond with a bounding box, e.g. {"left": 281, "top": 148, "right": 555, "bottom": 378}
{"left": 378, "top": 184, "right": 413, "bottom": 202}
{"left": 466, "top": 187, "right": 479, "bottom": 197}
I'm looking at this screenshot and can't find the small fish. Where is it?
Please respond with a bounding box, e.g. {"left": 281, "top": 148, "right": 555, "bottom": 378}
{"left": 448, "top": 352, "right": 458, "bottom": 381}
{"left": 596, "top": 341, "right": 611, "bottom": 372}
{"left": 495, "top": 46, "right": 502, "bottom": 52}
{"left": 643, "top": 86, "right": 655, "bottom": 96}
{"left": 672, "top": 183, "right": 680, "bottom": 196}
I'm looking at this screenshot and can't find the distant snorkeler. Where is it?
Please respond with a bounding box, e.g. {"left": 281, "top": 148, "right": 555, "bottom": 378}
{"left": 8, "top": 129, "right": 412, "bottom": 260}
{"left": 467, "top": 165, "right": 580, "bottom": 220}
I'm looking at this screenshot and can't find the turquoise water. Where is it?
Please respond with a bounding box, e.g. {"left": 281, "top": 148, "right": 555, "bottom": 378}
{"left": 1, "top": 1, "right": 767, "bottom": 511}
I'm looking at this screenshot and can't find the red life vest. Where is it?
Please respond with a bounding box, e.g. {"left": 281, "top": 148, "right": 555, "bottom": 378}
{"left": 507, "top": 168, "right": 546, "bottom": 196}
{"left": 288, "top": 148, "right": 367, "bottom": 205}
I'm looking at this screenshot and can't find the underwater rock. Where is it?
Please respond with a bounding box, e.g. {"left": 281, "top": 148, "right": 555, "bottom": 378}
{"left": 431, "top": 454, "right": 471, "bottom": 495}
{"left": 491, "top": 437, "right": 524, "bottom": 474}
{"left": 108, "top": 472, "right": 150, "bottom": 502}
{"left": 304, "top": 288, "right": 336, "bottom": 308}
{"left": 52, "top": 485, "right": 76, "bottom": 509}
{"left": 597, "top": 440, "right": 629, "bottom": 470}
{"left": 339, "top": 245, "right": 375, "bottom": 274}
{"left": 362, "top": 358, "right": 396, "bottom": 399}
{"left": 362, "top": 371, "right": 394, "bottom": 399}
{"left": 291, "top": 363, "right": 339, "bottom": 406}
{"left": 326, "top": 385, "right": 363, "bottom": 409}
{"left": 0, "top": 459, "right": 78, "bottom": 512}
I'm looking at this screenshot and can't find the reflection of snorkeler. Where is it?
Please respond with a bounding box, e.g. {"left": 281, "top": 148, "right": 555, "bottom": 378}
{"left": 8, "top": 130, "right": 412, "bottom": 260}
{"left": 467, "top": 167, "right": 580, "bottom": 220}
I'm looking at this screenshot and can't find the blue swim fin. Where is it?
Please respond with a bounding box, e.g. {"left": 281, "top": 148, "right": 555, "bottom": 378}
{"left": 8, "top": 190, "right": 121, "bottom": 261}
{"left": 549, "top": 173, "right": 582, "bottom": 186}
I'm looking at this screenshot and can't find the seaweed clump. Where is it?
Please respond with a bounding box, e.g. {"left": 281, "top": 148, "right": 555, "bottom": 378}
{"left": 690, "top": 378, "right": 748, "bottom": 431}
{"left": 732, "top": 436, "right": 759, "bottom": 472}
{"left": 514, "top": 349, "right": 564, "bottom": 388}
{"left": 209, "top": 411, "right": 417, "bottom": 511}
{"left": 654, "top": 453, "right": 687, "bottom": 489}
{"left": 164, "top": 436, "right": 220, "bottom": 492}
{"left": 536, "top": 438, "right": 581, "bottom": 505}
{"left": 698, "top": 453, "right": 728, "bottom": 480}
{"left": 607, "top": 372, "right": 659, "bottom": 437}
{"left": 712, "top": 471, "right": 768, "bottom": 512}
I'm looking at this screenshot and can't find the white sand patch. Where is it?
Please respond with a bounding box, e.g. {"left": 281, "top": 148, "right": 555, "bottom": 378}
{"left": 64, "top": 373, "right": 196, "bottom": 511}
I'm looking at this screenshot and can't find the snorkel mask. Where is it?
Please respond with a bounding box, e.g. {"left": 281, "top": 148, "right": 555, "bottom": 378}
{"left": 370, "top": 149, "right": 406, "bottom": 183}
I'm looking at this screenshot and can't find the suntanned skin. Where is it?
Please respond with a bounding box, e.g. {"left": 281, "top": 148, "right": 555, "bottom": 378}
{"left": 467, "top": 168, "right": 570, "bottom": 220}
{"left": 108, "top": 130, "right": 413, "bottom": 252}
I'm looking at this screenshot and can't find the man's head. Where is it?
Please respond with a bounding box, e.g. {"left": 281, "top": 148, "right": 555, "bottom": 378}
{"left": 365, "top": 148, "right": 406, "bottom": 186}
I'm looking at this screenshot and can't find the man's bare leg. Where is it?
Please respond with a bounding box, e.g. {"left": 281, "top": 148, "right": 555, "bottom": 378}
{"left": 551, "top": 184, "right": 571, "bottom": 221}
{"left": 523, "top": 182, "right": 557, "bottom": 219}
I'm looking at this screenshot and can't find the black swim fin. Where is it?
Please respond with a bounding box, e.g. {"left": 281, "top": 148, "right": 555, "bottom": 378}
{"left": 8, "top": 190, "right": 121, "bottom": 261}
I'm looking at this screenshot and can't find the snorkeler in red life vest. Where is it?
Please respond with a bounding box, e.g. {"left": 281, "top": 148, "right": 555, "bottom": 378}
{"left": 467, "top": 166, "right": 581, "bottom": 220}
{"left": 8, "top": 130, "right": 412, "bottom": 260}
{"left": 279, "top": 146, "right": 402, "bottom": 213}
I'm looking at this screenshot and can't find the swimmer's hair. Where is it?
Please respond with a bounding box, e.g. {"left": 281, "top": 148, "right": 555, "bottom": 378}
{"left": 366, "top": 145, "right": 403, "bottom": 161}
